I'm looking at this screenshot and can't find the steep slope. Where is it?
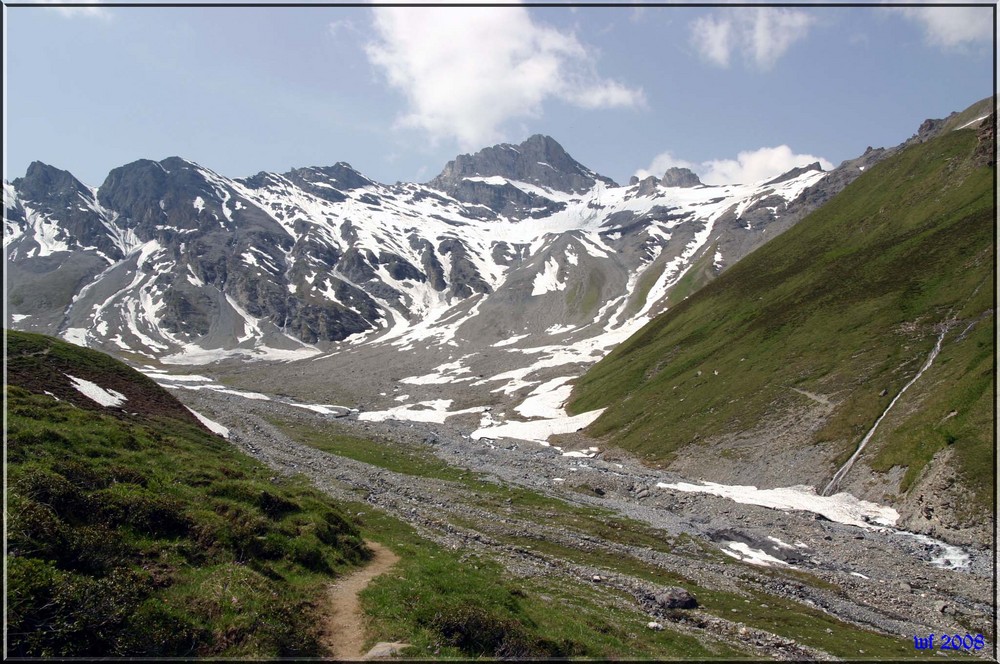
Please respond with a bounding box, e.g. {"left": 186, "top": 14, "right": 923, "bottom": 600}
{"left": 6, "top": 330, "right": 370, "bottom": 657}
{"left": 568, "top": 121, "right": 994, "bottom": 546}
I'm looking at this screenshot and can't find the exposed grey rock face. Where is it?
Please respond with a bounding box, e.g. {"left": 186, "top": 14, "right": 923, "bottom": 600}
{"left": 428, "top": 134, "right": 617, "bottom": 220}
{"left": 266, "top": 163, "right": 373, "bottom": 204}
{"left": 432, "top": 134, "right": 616, "bottom": 193}
{"left": 660, "top": 167, "right": 702, "bottom": 188}
{"left": 636, "top": 176, "right": 659, "bottom": 197}
{"left": 13, "top": 162, "right": 122, "bottom": 260}
{"left": 972, "top": 111, "right": 995, "bottom": 166}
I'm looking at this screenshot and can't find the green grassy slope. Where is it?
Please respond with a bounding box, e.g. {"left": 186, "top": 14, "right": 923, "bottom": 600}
{"left": 5, "top": 331, "right": 370, "bottom": 657}
{"left": 568, "top": 127, "right": 994, "bottom": 511}
{"left": 940, "top": 95, "right": 995, "bottom": 133}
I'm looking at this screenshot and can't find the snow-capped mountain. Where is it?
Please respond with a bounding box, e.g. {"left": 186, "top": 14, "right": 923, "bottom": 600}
{"left": 5, "top": 134, "right": 884, "bottom": 366}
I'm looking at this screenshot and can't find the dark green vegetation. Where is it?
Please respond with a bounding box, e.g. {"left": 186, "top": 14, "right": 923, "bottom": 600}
{"left": 6, "top": 331, "right": 369, "bottom": 658}
{"left": 570, "top": 127, "right": 994, "bottom": 512}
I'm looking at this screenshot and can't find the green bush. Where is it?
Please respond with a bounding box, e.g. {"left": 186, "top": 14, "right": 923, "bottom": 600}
{"left": 93, "top": 484, "right": 191, "bottom": 538}
{"left": 119, "top": 601, "right": 206, "bottom": 656}
{"left": 14, "top": 468, "right": 90, "bottom": 523}
{"left": 8, "top": 496, "right": 73, "bottom": 561}
{"left": 257, "top": 490, "right": 299, "bottom": 519}
{"left": 427, "top": 604, "right": 539, "bottom": 657}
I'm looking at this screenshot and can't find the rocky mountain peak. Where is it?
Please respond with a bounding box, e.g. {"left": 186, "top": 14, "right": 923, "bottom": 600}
{"left": 426, "top": 134, "right": 617, "bottom": 219}
{"left": 159, "top": 156, "right": 202, "bottom": 172}
{"left": 97, "top": 157, "right": 229, "bottom": 232}
{"left": 430, "top": 134, "right": 616, "bottom": 195}
{"left": 660, "top": 167, "right": 703, "bottom": 188}
{"left": 13, "top": 161, "right": 91, "bottom": 203}
{"left": 287, "top": 162, "right": 374, "bottom": 191}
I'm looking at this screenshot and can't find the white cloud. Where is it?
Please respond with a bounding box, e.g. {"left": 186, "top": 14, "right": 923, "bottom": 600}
{"left": 690, "top": 8, "right": 814, "bottom": 70}
{"left": 896, "top": 5, "right": 993, "bottom": 49}
{"left": 633, "top": 151, "right": 697, "bottom": 180}
{"left": 34, "top": 1, "right": 112, "bottom": 20}
{"left": 328, "top": 19, "right": 360, "bottom": 37}
{"left": 690, "top": 14, "right": 733, "bottom": 67}
{"left": 637, "top": 145, "right": 834, "bottom": 186}
{"left": 702, "top": 146, "right": 833, "bottom": 185}
{"left": 365, "top": 6, "right": 645, "bottom": 149}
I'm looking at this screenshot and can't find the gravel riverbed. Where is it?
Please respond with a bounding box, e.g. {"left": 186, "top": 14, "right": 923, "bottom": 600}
{"left": 179, "top": 388, "right": 995, "bottom": 659}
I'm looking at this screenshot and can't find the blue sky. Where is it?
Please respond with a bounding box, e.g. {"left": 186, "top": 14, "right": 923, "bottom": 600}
{"left": 3, "top": 3, "right": 994, "bottom": 188}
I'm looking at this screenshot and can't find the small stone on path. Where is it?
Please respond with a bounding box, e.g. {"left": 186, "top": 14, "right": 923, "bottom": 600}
{"left": 364, "top": 642, "right": 412, "bottom": 659}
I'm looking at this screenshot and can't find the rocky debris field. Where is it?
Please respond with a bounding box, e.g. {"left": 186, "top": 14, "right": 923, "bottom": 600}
{"left": 180, "top": 387, "right": 995, "bottom": 659}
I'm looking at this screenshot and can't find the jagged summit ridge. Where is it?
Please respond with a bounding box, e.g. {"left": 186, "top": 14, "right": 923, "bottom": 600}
{"left": 17, "top": 100, "right": 980, "bottom": 364}
{"left": 660, "top": 167, "right": 703, "bottom": 188}
{"left": 425, "top": 135, "right": 619, "bottom": 219}
{"left": 14, "top": 161, "right": 92, "bottom": 201}
{"left": 431, "top": 134, "right": 617, "bottom": 194}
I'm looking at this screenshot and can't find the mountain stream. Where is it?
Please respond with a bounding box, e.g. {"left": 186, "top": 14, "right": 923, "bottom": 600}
{"left": 822, "top": 323, "right": 950, "bottom": 496}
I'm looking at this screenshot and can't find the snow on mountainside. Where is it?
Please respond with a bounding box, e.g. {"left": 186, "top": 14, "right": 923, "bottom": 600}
{"left": 7, "top": 131, "right": 911, "bottom": 444}
{"left": 5, "top": 136, "right": 835, "bottom": 368}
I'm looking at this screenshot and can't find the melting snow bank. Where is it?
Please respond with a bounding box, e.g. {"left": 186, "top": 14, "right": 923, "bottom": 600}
{"left": 657, "top": 481, "right": 899, "bottom": 529}
{"left": 158, "top": 343, "right": 323, "bottom": 365}
{"left": 471, "top": 408, "right": 606, "bottom": 445}
{"left": 141, "top": 369, "right": 350, "bottom": 415}
{"left": 659, "top": 480, "right": 972, "bottom": 570}
{"left": 358, "top": 399, "right": 485, "bottom": 424}
{"left": 65, "top": 374, "right": 126, "bottom": 407}
{"left": 185, "top": 406, "right": 230, "bottom": 438}
{"left": 722, "top": 542, "right": 790, "bottom": 567}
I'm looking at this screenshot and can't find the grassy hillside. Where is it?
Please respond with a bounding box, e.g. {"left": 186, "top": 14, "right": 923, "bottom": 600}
{"left": 940, "top": 95, "right": 995, "bottom": 132}
{"left": 5, "top": 331, "right": 370, "bottom": 657}
{"left": 569, "top": 126, "right": 994, "bottom": 512}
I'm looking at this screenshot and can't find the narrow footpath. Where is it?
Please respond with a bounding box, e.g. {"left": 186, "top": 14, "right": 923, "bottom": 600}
{"left": 320, "top": 540, "right": 402, "bottom": 660}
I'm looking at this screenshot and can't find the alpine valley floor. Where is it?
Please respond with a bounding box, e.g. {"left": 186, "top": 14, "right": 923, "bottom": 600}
{"left": 166, "top": 379, "right": 994, "bottom": 660}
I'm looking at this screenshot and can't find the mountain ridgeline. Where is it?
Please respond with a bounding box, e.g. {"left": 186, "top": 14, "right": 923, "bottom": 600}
{"left": 5, "top": 126, "right": 893, "bottom": 363}
{"left": 3, "top": 98, "right": 994, "bottom": 549}
{"left": 569, "top": 115, "right": 995, "bottom": 546}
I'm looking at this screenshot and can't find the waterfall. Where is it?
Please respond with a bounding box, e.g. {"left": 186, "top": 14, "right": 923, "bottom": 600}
{"left": 822, "top": 324, "right": 949, "bottom": 496}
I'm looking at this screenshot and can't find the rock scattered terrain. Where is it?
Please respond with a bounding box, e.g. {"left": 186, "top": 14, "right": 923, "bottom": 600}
{"left": 178, "top": 387, "right": 995, "bottom": 659}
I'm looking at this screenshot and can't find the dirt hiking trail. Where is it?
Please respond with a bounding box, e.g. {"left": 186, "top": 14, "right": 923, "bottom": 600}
{"left": 320, "top": 540, "right": 402, "bottom": 660}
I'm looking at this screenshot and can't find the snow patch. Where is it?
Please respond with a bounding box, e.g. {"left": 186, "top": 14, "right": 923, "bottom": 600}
{"left": 722, "top": 542, "right": 790, "bottom": 567}
{"left": 530, "top": 257, "right": 566, "bottom": 296}
{"left": 185, "top": 406, "right": 230, "bottom": 438}
{"left": 358, "top": 399, "right": 485, "bottom": 424}
{"left": 471, "top": 408, "right": 605, "bottom": 444}
{"left": 65, "top": 374, "right": 126, "bottom": 408}
{"left": 514, "top": 376, "right": 573, "bottom": 419}
{"left": 655, "top": 481, "right": 899, "bottom": 530}
{"left": 61, "top": 328, "right": 90, "bottom": 347}
{"left": 493, "top": 333, "right": 531, "bottom": 348}
{"left": 288, "top": 402, "right": 349, "bottom": 416}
